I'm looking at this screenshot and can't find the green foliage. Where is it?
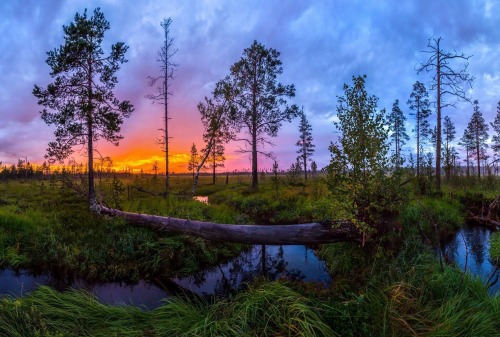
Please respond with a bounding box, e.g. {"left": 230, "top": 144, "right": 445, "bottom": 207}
{"left": 327, "top": 75, "right": 406, "bottom": 228}
{"left": 490, "top": 231, "right": 500, "bottom": 260}
{"left": 401, "top": 197, "right": 463, "bottom": 234}
{"left": 33, "top": 8, "right": 133, "bottom": 206}
{"left": 224, "top": 40, "right": 298, "bottom": 189}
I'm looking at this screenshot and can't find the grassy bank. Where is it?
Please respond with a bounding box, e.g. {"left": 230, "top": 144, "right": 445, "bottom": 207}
{"left": 0, "top": 179, "right": 243, "bottom": 282}
{"left": 0, "top": 231, "right": 498, "bottom": 337}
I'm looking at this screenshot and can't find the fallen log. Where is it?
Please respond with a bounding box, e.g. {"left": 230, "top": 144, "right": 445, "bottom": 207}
{"left": 100, "top": 206, "right": 362, "bottom": 245}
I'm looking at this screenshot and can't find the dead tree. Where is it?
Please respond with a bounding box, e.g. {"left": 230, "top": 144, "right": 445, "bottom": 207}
{"left": 417, "top": 36, "right": 473, "bottom": 193}
{"left": 147, "top": 18, "right": 179, "bottom": 196}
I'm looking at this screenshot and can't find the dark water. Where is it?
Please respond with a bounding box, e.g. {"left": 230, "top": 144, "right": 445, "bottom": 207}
{"left": 0, "top": 269, "right": 170, "bottom": 310}
{"left": 0, "top": 245, "right": 330, "bottom": 309}
{"left": 443, "top": 225, "right": 499, "bottom": 294}
{"left": 174, "top": 245, "right": 331, "bottom": 297}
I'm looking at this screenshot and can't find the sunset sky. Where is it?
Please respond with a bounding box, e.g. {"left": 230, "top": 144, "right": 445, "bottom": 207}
{"left": 1, "top": 0, "right": 500, "bottom": 173}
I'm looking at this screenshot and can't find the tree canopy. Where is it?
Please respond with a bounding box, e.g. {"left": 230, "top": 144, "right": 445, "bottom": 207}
{"left": 33, "top": 8, "right": 133, "bottom": 209}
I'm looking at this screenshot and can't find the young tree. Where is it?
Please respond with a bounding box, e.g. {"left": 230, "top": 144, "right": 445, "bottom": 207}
{"left": 407, "top": 81, "right": 431, "bottom": 178}
{"left": 468, "top": 100, "right": 489, "bottom": 179}
{"left": 418, "top": 37, "right": 473, "bottom": 192}
{"left": 387, "top": 99, "right": 409, "bottom": 167}
{"left": 459, "top": 127, "right": 474, "bottom": 178}
{"left": 192, "top": 80, "right": 234, "bottom": 194}
{"left": 327, "top": 75, "right": 403, "bottom": 228}
{"left": 224, "top": 40, "right": 298, "bottom": 189}
{"left": 296, "top": 108, "right": 315, "bottom": 180}
{"left": 203, "top": 138, "right": 225, "bottom": 184}
{"left": 442, "top": 115, "right": 456, "bottom": 181}
{"left": 187, "top": 143, "right": 200, "bottom": 180}
{"left": 33, "top": 8, "right": 133, "bottom": 210}
{"left": 147, "top": 18, "right": 179, "bottom": 195}
{"left": 491, "top": 101, "right": 500, "bottom": 159}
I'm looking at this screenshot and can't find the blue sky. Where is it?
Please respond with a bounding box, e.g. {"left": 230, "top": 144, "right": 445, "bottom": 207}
{"left": 1, "top": 0, "right": 500, "bottom": 172}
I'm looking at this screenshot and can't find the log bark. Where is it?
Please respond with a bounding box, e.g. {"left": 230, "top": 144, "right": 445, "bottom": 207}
{"left": 100, "top": 206, "right": 362, "bottom": 245}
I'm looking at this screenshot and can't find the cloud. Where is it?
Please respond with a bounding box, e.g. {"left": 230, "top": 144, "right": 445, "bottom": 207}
{"left": 2, "top": 0, "right": 500, "bottom": 170}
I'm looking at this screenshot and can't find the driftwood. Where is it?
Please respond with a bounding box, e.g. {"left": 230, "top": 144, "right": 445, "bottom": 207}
{"left": 100, "top": 206, "right": 362, "bottom": 245}
{"left": 467, "top": 195, "right": 500, "bottom": 229}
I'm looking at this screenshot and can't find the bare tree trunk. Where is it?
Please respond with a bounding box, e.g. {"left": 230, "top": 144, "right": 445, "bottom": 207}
{"left": 436, "top": 45, "right": 442, "bottom": 193}
{"left": 100, "top": 206, "right": 362, "bottom": 245}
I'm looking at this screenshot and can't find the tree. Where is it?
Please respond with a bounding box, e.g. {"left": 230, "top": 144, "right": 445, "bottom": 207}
{"left": 491, "top": 101, "right": 500, "bottom": 159}
{"left": 147, "top": 18, "right": 179, "bottom": 196}
{"left": 442, "top": 115, "right": 456, "bottom": 181}
{"left": 203, "top": 137, "right": 225, "bottom": 184}
{"left": 33, "top": 8, "right": 133, "bottom": 210}
{"left": 418, "top": 37, "right": 473, "bottom": 192}
{"left": 407, "top": 81, "right": 431, "bottom": 178}
{"left": 192, "top": 80, "right": 234, "bottom": 194}
{"left": 387, "top": 99, "right": 409, "bottom": 168}
{"left": 468, "top": 100, "right": 489, "bottom": 179}
{"left": 187, "top": 143, "right": 199, "bottom": 180}
{"left": 327, "top": 75, "right": 403, "bottom": 228}
{"left": 296, "top": 107, "right": 315, "bottom": 180}
{"left": 459, "top": 127, "right": 474, "bottom": 178}
{"left": 225, "top": 40, "right": 298, "bottom": 189}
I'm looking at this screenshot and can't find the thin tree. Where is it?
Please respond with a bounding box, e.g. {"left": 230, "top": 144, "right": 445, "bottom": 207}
{"left": 491, "top": 101, "right": 500, "bottom": 159}
{"left": 192, "top": 80, "right": 234, "bottom": 194}
{"left": 187, "top": 143, "right": 200, "bottom": 180}
{"left": 407, "top": 81, "right": 431, "bottom": 178}
{"left": 224, "top": 40, "right": 298, "bottom": 189}
{"left": 296, "top": 107, "right": 315, "bottom": 180}
{"left": 147, "top": 18, "right": 179, "bottom": 196}
{"left": 468, "top": 100, "right": 489, "bottom": 179}
{"left": 387, "top": 99, "right": 409, "bottom": 168}
{"left": 459, "top": 126, "right": 474, "bottom": 178}
{"left": 442, "top": 115, "right": 456, "bottom": 181}
{"left": 33, "top": 8, "right": 133, "bottom": 210}
{"left": 417, "top": 36, "right": 473, "bottom": 192}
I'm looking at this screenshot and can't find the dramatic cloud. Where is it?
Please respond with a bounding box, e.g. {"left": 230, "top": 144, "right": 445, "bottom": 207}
{"left": 1, "top": 0, "right": 500, "bottom": 172}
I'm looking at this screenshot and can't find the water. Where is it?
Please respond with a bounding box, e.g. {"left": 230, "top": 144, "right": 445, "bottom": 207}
{"left": 0, "top": 245, "right": 330, "bottom": 308}
{"left": 443, "top": 225, "right": 499, "bottom": 294}
{"left": 174, "top": 245, "right": 331, "bottom": 297}
{"left": 0, "top": 269, "right": 170, "bottom": 310}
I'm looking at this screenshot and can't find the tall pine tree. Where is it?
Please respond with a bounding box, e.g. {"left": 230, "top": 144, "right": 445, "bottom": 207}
{"left": 33, "top": 8, "right": 133, "bottom": 210}
{"left": 296, "top": 107, "right": 315, "bottom": 180}
{"left": 468, "top": 100, "right": 489, "bottom": 179}
{"left": 442, "top": 115, "right": 456, "bottom": 181}
{"left": 407, "top": 81, "right": 431, "bottom": 178}
{"left": 388, "top": 99, "right": 409, "bottom": 168}
{"left": 491, "top": 100, "right": 500, "bottom": 159}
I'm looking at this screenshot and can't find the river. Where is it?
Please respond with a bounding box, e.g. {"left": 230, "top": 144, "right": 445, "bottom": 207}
{"left": 1, "top": 226, "right": 498, "bottom": 310}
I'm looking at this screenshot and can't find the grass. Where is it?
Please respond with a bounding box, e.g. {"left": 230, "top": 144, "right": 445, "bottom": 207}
{"left": 1, "top": 174, "right": 500, "bottom": 336}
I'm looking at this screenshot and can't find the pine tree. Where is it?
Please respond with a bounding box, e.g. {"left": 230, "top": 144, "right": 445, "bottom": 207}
{"left": 296, "top": 108, "right": 315, "bottom": 180}
{"left": 442, "top": 115, "right": 456, "bottom": 181}
{"left": 224, "top": 41, "right": 298, "bottom": 189}
{"left": 33, "top": 8, "right": 133, "bottom": 210}
{"left": 187, "top": 143, "right": 200, "bottom": 180}
{"left": 407, "top": 81, "right": 431, "bottom": 178}
{"left": 468, "top": 100, "right": 489, "bottom": 179}
{"left": 491, "top": 100, "right": 500, "bottom": 158}
{"left": 388, "top": 99, "right": 409, "bottom": 167}
{"left": 459, "top": 128, "right": 474, "bottom": 178}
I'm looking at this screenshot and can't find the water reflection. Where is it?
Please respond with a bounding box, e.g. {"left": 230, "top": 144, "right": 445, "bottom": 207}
{"left": 444, "top": 226, "right": 499, "bottom": 294}
{"left": 0, "top": 245, "right": 330, "bottom": 307}
{"left": 0, "top": 269, "right": 170, "bottom": 310}
{"left": 173, "top": 245, "right": 331, "bottom": 297}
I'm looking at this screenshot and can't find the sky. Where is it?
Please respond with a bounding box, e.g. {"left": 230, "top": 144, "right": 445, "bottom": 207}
{"left": 1, "top": 0, "right": 500, "bottom": 174}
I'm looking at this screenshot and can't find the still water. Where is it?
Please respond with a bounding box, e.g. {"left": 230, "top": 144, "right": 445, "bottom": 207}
{"left": 1, "top": 227, "right": 497, "bottom": 310}
{"left": 0, "top": 244, "right": 330, "bottom": 309}
{"left": 443, "top": 225, "right": 499, "bottom": 294}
